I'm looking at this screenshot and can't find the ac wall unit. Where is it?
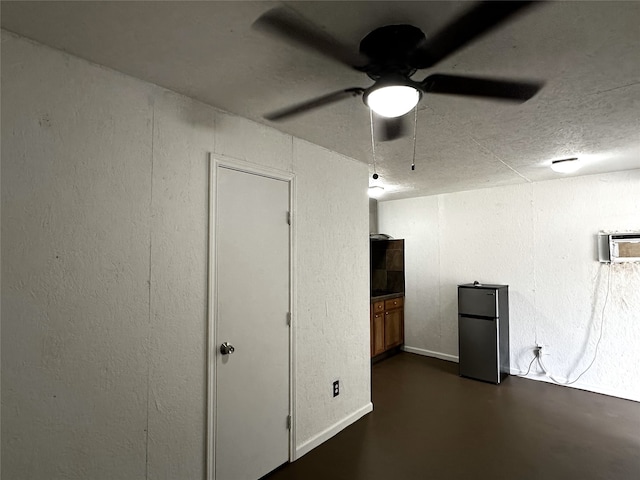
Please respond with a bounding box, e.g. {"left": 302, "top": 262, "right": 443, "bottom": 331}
{"left": 598, "top": 232, "right": 640, "bottom": 263}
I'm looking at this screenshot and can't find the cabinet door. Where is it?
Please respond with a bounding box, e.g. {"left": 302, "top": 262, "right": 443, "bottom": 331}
{"left": 370, "top": 306, "right": 376, "bottom": 356}
{"left": 372, "top": 312, "right": 385, "bottom": 356}
{"left": 384, "top": 309, "right": 403, "bottom": 349}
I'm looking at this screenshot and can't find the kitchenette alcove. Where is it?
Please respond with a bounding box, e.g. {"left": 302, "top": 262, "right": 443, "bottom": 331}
{"left": 370, "top": 237, "right": 405, "bottom": 359}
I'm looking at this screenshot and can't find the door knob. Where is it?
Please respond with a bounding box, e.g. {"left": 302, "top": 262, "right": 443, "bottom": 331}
{"left": 220, "top": 342, "right": 235, "bottom": 355}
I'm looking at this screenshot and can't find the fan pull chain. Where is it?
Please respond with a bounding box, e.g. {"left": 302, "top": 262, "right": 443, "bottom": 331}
{"left": 369, "top": 109, "right": 379, "bottom": 180}
{"left": 411, "top": 106, "right": 418, "bottom": 171}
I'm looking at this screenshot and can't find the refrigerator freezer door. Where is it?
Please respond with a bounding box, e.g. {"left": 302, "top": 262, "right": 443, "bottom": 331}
{"left": 458, "top": 315, "right": 499, "bottom": 383}
{"left": 458, "top": 287, "right": 498, "bottom": 317}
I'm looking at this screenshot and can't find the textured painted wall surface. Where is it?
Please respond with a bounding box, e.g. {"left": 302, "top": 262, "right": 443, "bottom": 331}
{"left": 368, "top": 198, "right": 378, "bottom": 234}
{"left": 1, "top": 31, "right": 370, "bottom": 479}
{"left": 379, "top": 170, "right": 640, "bottom": 401}
{"left": 293, "top": 139, "right": 370, "bottom": 447}
{"left": 146, "top": 91, "right": 214, "bottom": 479}
{"left": 378, "top": 196, "right": 441, "bottom": 355}
{"left": 1, "top": 31, "right": 153, "bottom": 479}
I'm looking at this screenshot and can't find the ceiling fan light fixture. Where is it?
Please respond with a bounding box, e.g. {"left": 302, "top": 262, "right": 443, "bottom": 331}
{"left": 365, "top": 85, "right": 420, "bottom": 118}
{"left": 550, "top": 157, "right": 581, "bottom": 173}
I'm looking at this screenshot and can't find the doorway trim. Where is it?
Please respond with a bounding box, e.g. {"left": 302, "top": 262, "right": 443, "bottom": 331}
{"left": 206, "top": 153, "right": 297, "bottom": 480}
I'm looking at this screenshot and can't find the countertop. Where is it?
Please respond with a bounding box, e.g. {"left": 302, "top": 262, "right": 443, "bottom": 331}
{"left": 371, "top": 292, "right": 404, "bottom": 301}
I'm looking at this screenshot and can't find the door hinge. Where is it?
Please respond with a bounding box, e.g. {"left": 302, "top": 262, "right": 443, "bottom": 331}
{"left": 286, "top": 312, "right": 291, "bottom": 326}
{"left": 286, "top": 415, "right": 291, "bottom": 430}
{"left": 286, "top": 211, "right": 291, "bottom": 225}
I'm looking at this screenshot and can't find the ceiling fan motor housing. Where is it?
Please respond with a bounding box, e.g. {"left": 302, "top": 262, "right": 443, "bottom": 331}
{"left": 359, "top": 24, "right": 427, "bottom": 79}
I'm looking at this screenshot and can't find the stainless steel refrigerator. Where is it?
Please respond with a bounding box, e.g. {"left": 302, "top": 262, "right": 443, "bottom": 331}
{"left": 458, "top": 284, "right": 510, "bottom": 384}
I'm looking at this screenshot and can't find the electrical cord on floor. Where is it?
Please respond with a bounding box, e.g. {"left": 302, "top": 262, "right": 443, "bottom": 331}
{"left": 516, "top": 354, "right": 538, "bottom": 378}
{"left": 538, "top": 263, "right": 613, "bottom": 386}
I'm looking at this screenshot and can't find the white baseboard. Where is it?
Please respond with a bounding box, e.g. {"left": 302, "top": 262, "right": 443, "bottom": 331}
{"left": 294, "top": 402, "right": 374, "bottom": 459}
{"left": 402, "top": 345, "right": 459, "bottom": 363}
{"left": 510, "top": 368, "right": 639, "bottom": 403}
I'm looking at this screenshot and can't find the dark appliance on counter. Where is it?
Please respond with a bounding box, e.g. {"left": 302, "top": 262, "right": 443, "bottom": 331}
{"left": 458, "top": 283, "right": 510, "bottom": 384}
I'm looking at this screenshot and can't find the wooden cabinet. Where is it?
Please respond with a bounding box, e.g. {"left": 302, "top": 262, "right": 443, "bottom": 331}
{"left": 370, "top": 295, "right": 404, "bottom": 357}
{"left": 384, "top": 297, "right": 403, "bottom": 349}
{"left": 371, "top": 309, "right": 385, "bottom": 356}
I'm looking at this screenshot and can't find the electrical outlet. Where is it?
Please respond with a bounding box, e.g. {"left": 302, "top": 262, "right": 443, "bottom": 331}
{"left": 333, "top": 380, "right": 339, "bottom": 397}
{"left": 535, "top": 344, "right": 550, "bottom": 357}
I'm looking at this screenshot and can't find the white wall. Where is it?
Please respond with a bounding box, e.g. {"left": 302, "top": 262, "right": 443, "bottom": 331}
{"left": 379, "top": 170, "right": 640, "bottom": 401}
{"left": 1, "top": 31, "right": 371, "bottom": 480}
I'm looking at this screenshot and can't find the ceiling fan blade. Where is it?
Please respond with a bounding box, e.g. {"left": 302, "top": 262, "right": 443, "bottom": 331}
{"left": 264, "top": 88, "right": 364, "bottom": 121}
{"left": 375, "top": 115, "right": 406, "bottom": 142}
{"left": 413, "top": 1, "right": 538, "bottom": 69}
{"left": 422, "top": 74, "right": 543, "bottom": 102}
{"left": 253, "top": 7, "right": 367, "bottom": 69}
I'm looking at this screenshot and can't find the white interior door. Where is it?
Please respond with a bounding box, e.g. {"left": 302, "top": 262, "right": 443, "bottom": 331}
{"left": 215, "top": 166, "right": 290, "bottom": 480}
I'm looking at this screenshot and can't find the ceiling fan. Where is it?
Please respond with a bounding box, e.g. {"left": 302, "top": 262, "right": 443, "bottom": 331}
{"left": 254, "top": 1, "right": 544, "bottom": 141}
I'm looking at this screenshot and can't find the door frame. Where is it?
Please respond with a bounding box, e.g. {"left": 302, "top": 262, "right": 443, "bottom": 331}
{"left": 206, "top": 153, "right": 297, "bottom": 480}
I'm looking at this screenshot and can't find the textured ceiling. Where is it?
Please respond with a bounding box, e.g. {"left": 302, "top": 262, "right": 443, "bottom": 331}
{"left": 2, "top": 1, "right": 639, "bottom": 200}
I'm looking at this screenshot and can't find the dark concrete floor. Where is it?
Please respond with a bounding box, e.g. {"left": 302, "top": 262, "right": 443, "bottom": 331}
{"left": 265, "top": 352, "right": 640, "bottom": 480}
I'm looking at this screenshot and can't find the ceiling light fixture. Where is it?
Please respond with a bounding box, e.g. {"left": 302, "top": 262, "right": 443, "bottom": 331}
{"left": 550, "top": 157, "right": 581, "bottom": 173}
{"left": 368, "top": 185, "right": 385, "bottom": 199}
{"left": 365, "top": 85, "right": 420, "bottom": 118}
